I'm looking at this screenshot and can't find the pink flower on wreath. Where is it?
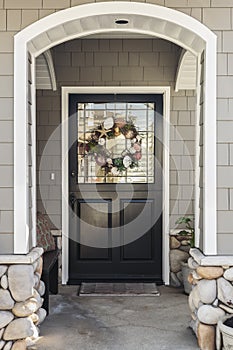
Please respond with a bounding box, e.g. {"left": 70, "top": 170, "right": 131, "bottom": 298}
{"left": 134, "top": 152, "right": 142, "bottom": 160}
{"left": 115, "top": 118, "right": 126, "bottom": 128}
{"left": 95, "top": 155, "right": 106, "bottom": 166}
{"left": 133, "top": 143, "right": 141, "bottom": 152}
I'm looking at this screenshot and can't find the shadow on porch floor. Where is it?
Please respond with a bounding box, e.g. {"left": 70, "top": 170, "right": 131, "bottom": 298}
{"left": 32, "top": 285, "right": 198, "bottom": 350}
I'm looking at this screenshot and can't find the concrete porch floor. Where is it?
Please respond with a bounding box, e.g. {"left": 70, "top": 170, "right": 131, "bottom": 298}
{"left": 33, "top": 285, "right": 199, "bottom": 350}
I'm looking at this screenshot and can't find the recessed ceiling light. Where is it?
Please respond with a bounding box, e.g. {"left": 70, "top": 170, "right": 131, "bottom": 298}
{"left": 115, "top": 19, "right": 129, "bottom": 25}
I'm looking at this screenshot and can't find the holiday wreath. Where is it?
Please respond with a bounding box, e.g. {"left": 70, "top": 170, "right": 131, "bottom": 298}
{"left": 79, "top": 116, "right": 142, "bottom": 176}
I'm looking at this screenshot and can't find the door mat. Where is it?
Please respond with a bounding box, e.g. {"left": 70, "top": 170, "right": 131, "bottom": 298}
{"left": 78, "top": 283, "right": 160, "bottom": 296}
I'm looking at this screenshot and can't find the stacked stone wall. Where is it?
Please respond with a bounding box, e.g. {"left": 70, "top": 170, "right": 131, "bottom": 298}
{"left": 0, "top": 248, "right": 46, "bottom": 350}
{"left": 169, "top": 231, "right": 192, "bottom": 287}
{"left": 188, "top": 249, "right": 233, "bottom": 350}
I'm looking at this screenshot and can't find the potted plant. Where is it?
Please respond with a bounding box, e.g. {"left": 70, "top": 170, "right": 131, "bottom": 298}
{"left": 217, "top": 315, "right": 233, "bottom": 350}
{"left": 175, "top": 217, "right": 195, "bottom": 294}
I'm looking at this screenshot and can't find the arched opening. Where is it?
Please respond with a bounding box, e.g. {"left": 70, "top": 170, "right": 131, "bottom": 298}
{"left": 14, "top": 2, "right": 217, "bottom": 285}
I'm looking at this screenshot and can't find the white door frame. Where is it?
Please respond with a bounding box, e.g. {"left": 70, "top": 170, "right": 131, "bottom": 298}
{"left": 14, "top": 2, "right": 217, "bottom": 256}
{"left": 61, "top": 86, "right": 170, "bottom": 285}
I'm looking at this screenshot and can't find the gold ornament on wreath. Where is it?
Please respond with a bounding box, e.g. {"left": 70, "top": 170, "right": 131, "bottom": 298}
{"left": 79, "top": 116, "right": 142, "bottom": 175}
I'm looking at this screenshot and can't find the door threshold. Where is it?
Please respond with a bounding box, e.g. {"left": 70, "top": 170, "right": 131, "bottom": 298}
{"left": 68, "top": 278, "right": 164, "bottom": 285}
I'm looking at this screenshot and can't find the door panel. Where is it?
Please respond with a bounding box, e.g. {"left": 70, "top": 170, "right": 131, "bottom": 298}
{"left": 121, "top": 200, "right": 153, "bottom": 260}
{"left": 79, "top": 200, "right": 111, "bottom": 260}
{"left": 68, "top": 94, "right": 163, "bottom": 283}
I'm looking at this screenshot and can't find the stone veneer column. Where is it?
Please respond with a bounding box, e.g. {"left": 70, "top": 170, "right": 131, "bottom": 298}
{"left": 0, "top": 248, "right": 46, "bottom": 350}
{"left": 169, "top": 230, "right": 192, "bottom": 287}
{"left": 188, "top": 248, "right": 233, "bottom": 350}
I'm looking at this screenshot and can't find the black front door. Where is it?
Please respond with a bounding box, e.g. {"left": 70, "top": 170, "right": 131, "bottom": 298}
{"left": 68, "top": 94, "right": 163, "bottom": 284}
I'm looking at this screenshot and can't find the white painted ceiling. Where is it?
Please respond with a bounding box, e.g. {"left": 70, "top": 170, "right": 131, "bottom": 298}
{"left": 34, "top": 9, "right": 200, "bottom": 91}
{"left": 30, "top": 13, "right": 205, "bottom": 57}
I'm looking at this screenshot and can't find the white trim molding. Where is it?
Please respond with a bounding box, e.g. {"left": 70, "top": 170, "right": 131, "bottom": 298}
{"left": 14, "top": 1, "right": 217, "bottom": 257}
{"left": 15, "top": 2, "right": 212, "bottom": 57}
{"left": 194, "top": 53, "right": 202, "bottom": 249}
{"left": 14, "top": 43, "right": 29, "bottom": 254}
{"left": 203, "top": 42, "right": 217, "bottom": 255}
{"left": 61, "top": 86, "right": 170, "bottom": 285}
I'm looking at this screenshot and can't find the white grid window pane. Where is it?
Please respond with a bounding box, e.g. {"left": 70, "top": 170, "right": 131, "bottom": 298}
{"left": 77, "top": 102, "right": 155, "bottom": 184}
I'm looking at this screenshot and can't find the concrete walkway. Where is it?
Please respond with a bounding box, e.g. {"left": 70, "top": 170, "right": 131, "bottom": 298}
{"left": 33, "top": 286, "right": 199, "bottom": 350}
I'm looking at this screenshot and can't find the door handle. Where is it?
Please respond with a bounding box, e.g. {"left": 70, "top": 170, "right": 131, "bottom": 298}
{"left": 69, "top": 192, "right": 77, "bottom": 212}
{"left": 71, "top": 170, "right": 76, "bottom": 178}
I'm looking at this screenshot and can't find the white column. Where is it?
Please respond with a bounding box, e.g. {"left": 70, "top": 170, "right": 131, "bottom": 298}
{"left": 14, "top": 39, "right": 30, "bottom": 254}
{"left": 203, "top": 39, "right": 217, "bottom": 255}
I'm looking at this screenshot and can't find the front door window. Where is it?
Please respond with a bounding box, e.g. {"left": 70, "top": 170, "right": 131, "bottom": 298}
{"left": 77, "top": 102, "right": 155, "bottom": 183}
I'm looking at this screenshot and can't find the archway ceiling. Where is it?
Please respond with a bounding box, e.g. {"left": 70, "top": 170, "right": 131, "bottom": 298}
{"left": 29, "top": 13, "right": 205, "bottom": 57}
